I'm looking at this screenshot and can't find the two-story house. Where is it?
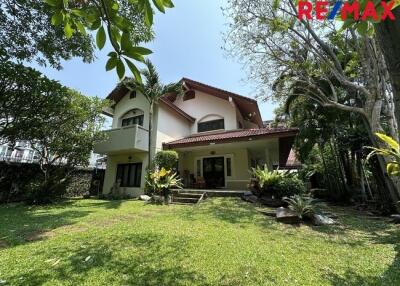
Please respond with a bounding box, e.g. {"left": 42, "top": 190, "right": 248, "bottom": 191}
{"left": 94, "top": 78, "right": 299, "bottom": 197}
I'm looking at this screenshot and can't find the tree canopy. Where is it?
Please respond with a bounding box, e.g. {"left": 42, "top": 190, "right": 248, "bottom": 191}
{"left": 43, "top": 0, "right": 174, "bottom": 80}
{"left": 0, "top": 60, "right": 107, "bottom": 170}
{"left": 0, "top": 60, "right": 107, "bottom": 202}
{"left": 223, "top": 0, "right": 400, "bottom": 210}
{"left": 0, "top": 0, "right": 163, "bottom": 79}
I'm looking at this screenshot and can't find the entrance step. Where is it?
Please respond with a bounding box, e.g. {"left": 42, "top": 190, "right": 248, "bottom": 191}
{"left": 171, "top": 191, "right": 207, "bottom": 205}
{"left": 172, "top": 189, "right": 245, "bottom": 197}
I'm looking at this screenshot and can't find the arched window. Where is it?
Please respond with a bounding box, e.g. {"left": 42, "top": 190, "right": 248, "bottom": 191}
{"left": 197, "top": 115, "right": 224, "bottom": 132}
{"left": 120, "top": 109, "right": 144, "bottom": 127}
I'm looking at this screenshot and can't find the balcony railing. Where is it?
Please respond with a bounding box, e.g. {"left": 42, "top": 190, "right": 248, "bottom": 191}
{"left": 94, "top": 125, "right": 149, "bottom": 154}
{"left": 0, "top": 155, "right": 40, "bottom": 164}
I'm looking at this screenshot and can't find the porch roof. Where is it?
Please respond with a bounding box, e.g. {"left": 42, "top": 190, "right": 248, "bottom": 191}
{"left": 163, "top": 127, "right": 298, "bottom": 149}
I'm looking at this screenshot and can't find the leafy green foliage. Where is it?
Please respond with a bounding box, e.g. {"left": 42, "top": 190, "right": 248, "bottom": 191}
{"left": 0, "top": 0, "right": 95, "bottom": 69}
{"left": 340, "top": 1, "right": 400, "bottom": 36}
{"left": 250, "top": 165, "right": 305, "bottom": 198}
{"left": 283, "top": 195, "right": 315, "bottom": 219}
{"left": 271, "top": 176, "right": 306, "bottom": 199}
{"left": 145, "top": 168, "right": 182, "bottom": 201}
{"left": 44, "top": 0, "right": 173, "bottom": 80}
{"left": 154, "top": 150, "right": 179, "bottom": 170}
{"left": 367, "top": 133, "right": 400, "bottom": 176}
{"left": 250, "top": 164, "right": 285, "bottom": 189}
{"left": 0, "top": 60, "right": 107, "bottom": 203}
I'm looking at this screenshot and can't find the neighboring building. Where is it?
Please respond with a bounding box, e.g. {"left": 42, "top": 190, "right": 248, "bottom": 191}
{"left": 94, "top": 78, "right": 298, "bottom": 196}
{"left": 0, "top": 141, "right": 104, "bottom": 169}
{"left": 0, "top": 141, "right": 40, "bottom": 163}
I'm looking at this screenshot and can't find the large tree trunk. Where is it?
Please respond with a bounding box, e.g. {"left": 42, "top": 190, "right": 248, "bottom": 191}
{"left": 363, "top": 116, "right": 400, "bottom": 212}
{"left": 375, "top": 7, "right": 400, "bottom": 130}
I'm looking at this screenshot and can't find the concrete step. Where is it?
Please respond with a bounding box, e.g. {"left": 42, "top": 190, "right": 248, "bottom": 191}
{"left": 174, "top": 193, "right": 203, "bottom": 199}
{"left": 205, "top": 191, "right": 245, "bottom": 197}
{"left": 171, "top": 202, "right": 196, "bottom": 205}
{"left": 172, "top": 189, "right": 245, "bottom": 197}
{"left": 172, "top": 197, "right": 200, "bottom": 204}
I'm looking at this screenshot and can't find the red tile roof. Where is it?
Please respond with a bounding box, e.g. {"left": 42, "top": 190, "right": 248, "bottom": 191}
{"left": 164, "top": 128, "right": 298, "bottom": 149}
{"left": 105, "top": 78, "right": 264, "bottom": 127}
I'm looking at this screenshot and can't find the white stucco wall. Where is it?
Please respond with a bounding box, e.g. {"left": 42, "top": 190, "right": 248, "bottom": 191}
{"left": 102, "top": 152, "right": 148, "bottom": 197}
{"left": 173, "top": 90, "right": 239, "bottom": 134}
{"left": 111, "top": 91, "right": 150, "bottom": 129}
{"left": 155, "top": 105, "right": 191, "bottom": 152}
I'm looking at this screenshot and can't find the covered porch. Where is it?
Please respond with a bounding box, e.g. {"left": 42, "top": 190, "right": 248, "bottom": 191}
{"left": 171, "top": 138, "right": 280, "bottom": 190}
{"left": 163, "top": 128, "right": 298, "bottom": 191}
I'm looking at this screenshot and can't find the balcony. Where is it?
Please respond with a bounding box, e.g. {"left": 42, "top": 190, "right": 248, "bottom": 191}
{"left": 94, "top": 125, "right": 149, "bottom": 154}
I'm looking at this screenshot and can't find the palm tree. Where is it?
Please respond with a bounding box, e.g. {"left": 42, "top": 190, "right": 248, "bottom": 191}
{"left": 123, "top": 60, "right": 182, "bottom": 168}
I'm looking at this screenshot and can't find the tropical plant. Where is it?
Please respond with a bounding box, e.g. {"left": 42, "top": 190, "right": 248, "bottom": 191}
{"left": 145, "top": 167, "right": 182, "bottom": 203}
{"left": 250, "top": 164, "right": 286, "bottom": 189}
{"left": 283, "top": 195, "right": 315, "bottom": 219}
{"left": 367, "top": 133, "right": 400, "bottom": 177}
{"left": 123, "top": 60, "right": 182, "bottom": 167}
{"left": 250, "top": 165, "right": 305, "bottom": 198}
{"left": 43, "top": 0, "right": 174, "bottom": 80}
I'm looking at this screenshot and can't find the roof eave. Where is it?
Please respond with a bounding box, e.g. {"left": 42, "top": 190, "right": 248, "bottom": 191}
{"left": 164, "top": 130, "right": 298, "bottom": 149}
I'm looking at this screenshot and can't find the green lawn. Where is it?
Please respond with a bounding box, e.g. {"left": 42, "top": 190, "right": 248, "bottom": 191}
{"left": 0, "top": 198, "right": 399, "bottom": 285}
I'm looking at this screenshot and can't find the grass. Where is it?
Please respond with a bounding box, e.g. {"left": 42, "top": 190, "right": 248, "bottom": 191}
{"left": 0, "top": 198, "right": 399, "bottom": 285}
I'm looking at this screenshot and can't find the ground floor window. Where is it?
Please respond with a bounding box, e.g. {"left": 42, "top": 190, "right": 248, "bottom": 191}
{"left": 116, "top": 163, "right": 142, "bottom": 187}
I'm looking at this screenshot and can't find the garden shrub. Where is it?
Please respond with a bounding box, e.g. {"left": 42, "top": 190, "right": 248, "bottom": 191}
{"left": 0, "top": 163, "right": 100, "bottom": 204}
{"left": 154, "top": 150, "right": 179, "bottom": 170}
{"left": 268, "top": 176, "right": 306, "bottom": 199}
{"left": 250, "top": 164, "right": 305, "bottom": 199}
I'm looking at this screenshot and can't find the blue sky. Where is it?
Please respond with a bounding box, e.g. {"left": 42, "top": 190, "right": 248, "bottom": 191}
{"left": 33, "top": 0, "right": 277, "bottom": 121}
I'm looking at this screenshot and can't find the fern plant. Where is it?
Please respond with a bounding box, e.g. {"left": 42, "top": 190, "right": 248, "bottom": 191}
{"left": 366, "top": 133, "right": 400, "bottom": 176}
{"left": 250, "top": 164, "right": 287, "bottom": 188}
{"left": 283, "top": 195, "right": 315, "bottom": 219}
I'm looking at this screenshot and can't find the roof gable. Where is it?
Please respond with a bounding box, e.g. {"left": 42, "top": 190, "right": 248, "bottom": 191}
{"left": 105, "top": 78, "right": 263, "bottom": 126}
{"left": 180, "top": 78, "right": 263, "bottom": 127}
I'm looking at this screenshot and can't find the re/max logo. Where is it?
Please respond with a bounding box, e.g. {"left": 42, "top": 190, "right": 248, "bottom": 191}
{"left": 297, "top": 1, "right": 396, "bottom": 20}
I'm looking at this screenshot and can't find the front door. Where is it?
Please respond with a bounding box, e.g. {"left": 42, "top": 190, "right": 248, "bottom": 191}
{"left": 203, "top": 157, "right": 225, "bottom": 188}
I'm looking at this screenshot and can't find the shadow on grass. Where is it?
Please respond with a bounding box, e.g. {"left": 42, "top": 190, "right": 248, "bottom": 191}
{"left": 4, "top": 232, "right": 211, "bottom": 286}
{"left": 180, "top": 197, "right": 278, "bottom": 229}
{"left": 0, "top": 209, "right": 91, "bottom": 248}
{"left": 324, "top": 227, "right": 400, "bottom": 285}
{"left": 310, "top": 205, "right": 400, "bottom": 285}
{"left": 0, "top": 199, "right": 125, "bottom": 248}
{"left": 325, "top": 245, "right": 400, "bottom": 285}
{"left": 40, "top": 198, "right": 125, "bottom": 210}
